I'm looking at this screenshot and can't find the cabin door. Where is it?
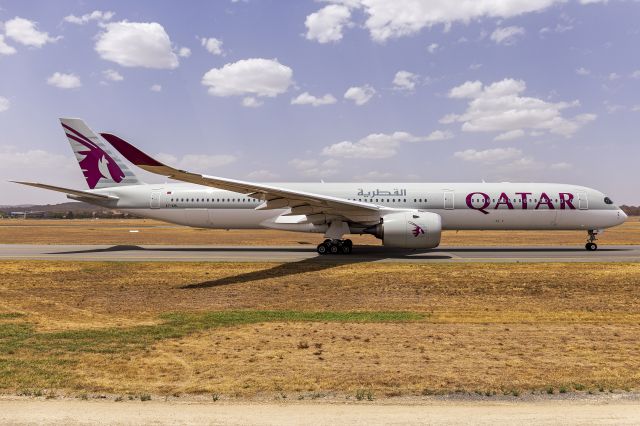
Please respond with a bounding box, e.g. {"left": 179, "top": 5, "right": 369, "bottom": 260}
{"left": 444, "top": 191, "right": 454, "bottom": 210}
{"left": 578, "top": 192, "right": 588, "bottom": 210}
{"left": 150, "top": 189, "right": 161, "bottom": 209}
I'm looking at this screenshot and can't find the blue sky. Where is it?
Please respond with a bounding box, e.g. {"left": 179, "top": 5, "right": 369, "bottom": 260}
{"left": 0, "top": 0, "right": 638, "bottom": 205}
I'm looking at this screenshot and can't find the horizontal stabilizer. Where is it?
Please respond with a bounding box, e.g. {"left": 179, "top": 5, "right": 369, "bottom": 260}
{"left": 10, "top": 181, "right": 117, "bottom": 200}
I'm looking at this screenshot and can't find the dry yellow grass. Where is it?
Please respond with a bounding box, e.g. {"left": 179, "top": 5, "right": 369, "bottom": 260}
{"left": 0, "top": 217, "right": 638, "bottom": 246}
{"left": 1, "top": 260, "right": 640, "bottom": 396}
{"left": 91, "top": 322, "right": 640, "bottom": 396}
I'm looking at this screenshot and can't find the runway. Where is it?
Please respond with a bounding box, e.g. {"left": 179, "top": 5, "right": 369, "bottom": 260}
{"left": 1, "top": 244, "right": 640, "bottom": 263}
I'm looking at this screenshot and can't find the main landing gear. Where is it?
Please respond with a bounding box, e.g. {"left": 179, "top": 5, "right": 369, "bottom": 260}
{"left": 585, "top": 230, "right": 598, "bottom": 251}
{"left": 317, "top": 239, "right": 353, "bottom": 255}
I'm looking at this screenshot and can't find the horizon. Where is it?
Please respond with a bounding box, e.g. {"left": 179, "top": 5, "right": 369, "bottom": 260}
{"left": 0, "top": 1, "right": 638, "bottom": 204}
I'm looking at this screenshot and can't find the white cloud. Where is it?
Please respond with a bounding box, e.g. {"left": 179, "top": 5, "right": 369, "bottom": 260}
{"left": 608, "top": 72, "right": 620, "bottom": 81}
{"left": 202, "top": 58, "right": 293, "bottom": 99}
{"left": 355, "top": 170, "right": 393, "bottom": 180}
{"left": 63, "top": 10, "right": 114, "bottom": 25}
{"left": 576, "top": 67, "right": 590, "bottom": 76}
{"left": 201, "top": 37, "right": 223, "bottom": 55}
{"left": 454, "top": 147, "right": 523, "bottom": 163}
{"left": 102, "top": 69, "right": 123, "bottom": 82}
{"left": 444, "top": 78, "right": 596, "bottom": 138}
{"left": 289, "top": 158, "right": 319, "bottom": 170}
{"left": 539, "top": 22, "right": 573, "bottom": 35}
{"left": 448, "top": 80, "right": 482, "bottom": 98}
{"left": 46, "top": 72, "right": 82, "bottom": 89}
{"left": 0, "top": 146, "right": 79, "bottom": 204}
{"left": 316, "top": 0, "right": 563, "bottom": 43}
{"left": 291, "top": 92, "right": 337, "bottom": 106}
{"left": 246, "top": 169, "right": 278, "bottom": 180}
{"left": 289, "top": 158, "right": 339, "bottom": 177}
{"left": 95, "top": 21, "right": 179, "bottom": 69}
{"left": 550, "top": 162, "right": 572, "bottom": 170}
{"left": 178, "top": 47, "right": 191, "bottom": 58}
{"left": 490, "top": 26, "right": 525, "bottom": 45}
{"left": 305, "top": 4, "right": 351, "bottom": 43}
{"left": 393, "top": 71, "right": 419, "bottom": 91}
{"left": 494, "top": 129, "right": 525, "bottom": 141}
{"left": 322, "top": 131, "right": 429, "bottom": 159}
{"left": 427, "top": 43, "right": 439, "bottom": 54}
{"left": 604, "top": 101, "right": 624, "bottom": 114}
{"left": 150, "top": 84, "right": 162, "bottom": 92}
{"left": 439, "top": 113, "right": 459, "bottom": 124}
{"left": 156, "top": 153, "right": 236, "bottom": 172}
{"left": 425, "top": 130, "right": 453, "bottom": 141}
{"left": 4, "top": 17, "right": 60, "bottom": 47}
{"left": 344, "top": 84, "right": 376, "bottom": 105}
{"left": 0, "top": 35, "right": 17, "bottom": 55}
{"left": 633, "top": 105, "right": 640, "bottom": 112}
{"left": 0, "top": 96, "right": 10, "bottom": 112}
{"left": 242, "top": 97, "right": 263, "bottom": 108}
{"left": 631, "top": 70, "right": 640, "bottom": 79}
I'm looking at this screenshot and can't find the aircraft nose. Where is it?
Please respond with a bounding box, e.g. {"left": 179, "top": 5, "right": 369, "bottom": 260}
{"left": 618, "top": 208, "right": 628, "bottom": 223}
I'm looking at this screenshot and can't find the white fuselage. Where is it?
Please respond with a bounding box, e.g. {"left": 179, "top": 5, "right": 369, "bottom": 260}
{"left": 77, "top": 182, "right": 627, "bottom": 234}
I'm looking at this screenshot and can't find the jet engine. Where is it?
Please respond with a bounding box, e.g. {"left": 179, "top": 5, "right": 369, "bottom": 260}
{"left": 364, "top": 211, "right": 441, "bottom": 249}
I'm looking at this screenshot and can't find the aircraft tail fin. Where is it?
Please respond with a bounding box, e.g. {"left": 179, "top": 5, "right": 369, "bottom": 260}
{"left": 59, "top": 118, "right": 143, "bottom": 189}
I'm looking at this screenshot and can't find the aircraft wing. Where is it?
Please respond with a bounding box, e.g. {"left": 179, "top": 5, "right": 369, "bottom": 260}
{"left": 10, "top": 181, "right": 117, "bottom": 200}
{"left": 101, "top": 133, "right": 382, "bottom": 224}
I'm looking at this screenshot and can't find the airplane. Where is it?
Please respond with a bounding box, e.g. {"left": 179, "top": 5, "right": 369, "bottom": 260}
{"left": 13, "top": 118, "right": 627, "bottom": 254}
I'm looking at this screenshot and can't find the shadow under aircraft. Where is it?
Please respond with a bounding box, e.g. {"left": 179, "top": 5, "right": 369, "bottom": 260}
{"left": 48, "top": 244, "right": 451, "bottom": 288}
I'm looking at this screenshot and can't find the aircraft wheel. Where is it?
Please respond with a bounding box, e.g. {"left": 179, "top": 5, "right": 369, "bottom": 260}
{"left": 585, "top": 243, "right": 598, "bottom": 251}
{"left": 329, "top": 243, "right": 339, "bottom": 254}
{"left": 317, "top": 243, "right": 328, "bottom": 255}
{"left": 340, "top": 244, "right": 352, "bottom": 254}
{"left": 344, "top": 239, "right": 353, "bottom": 248}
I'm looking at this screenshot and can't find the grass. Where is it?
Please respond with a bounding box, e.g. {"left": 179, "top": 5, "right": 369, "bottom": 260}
{"left": 2, "top": 311, "right": 421, "bottom": 355}
{"left": 1, "top": 259, "right": 640, "bottom": 396}
{"left": 0, "top": 309, "right": 421, "bottom": 390}
{"left": 0, "top": 313, "right": 26, "bottom": 320}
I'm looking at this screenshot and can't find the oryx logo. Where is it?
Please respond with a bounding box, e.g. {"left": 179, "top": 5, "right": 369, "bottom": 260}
{"left": 408, "top": 221, "right": 425, "bottom": 237}
{"left": 62, "top": 123, "right": 124, "bottom": 189}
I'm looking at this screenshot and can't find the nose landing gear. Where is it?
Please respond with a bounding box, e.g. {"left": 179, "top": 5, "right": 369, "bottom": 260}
{"left": 585, "top": 230, "right": 598, "bottom": 251}
{"left": 317, "top": 239, "right": 353, "bottom": 255}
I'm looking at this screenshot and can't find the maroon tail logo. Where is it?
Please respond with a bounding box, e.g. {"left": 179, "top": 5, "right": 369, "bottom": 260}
{"left": 62, "top": 123, "right": 124, "bottom": 189}
{"left": 408, "top": 221, "right": 425, "bottom": 237}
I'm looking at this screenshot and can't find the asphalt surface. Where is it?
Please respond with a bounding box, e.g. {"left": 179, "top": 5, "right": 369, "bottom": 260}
{"left": 1, "top": 244, "right": 640, "bottom": 263}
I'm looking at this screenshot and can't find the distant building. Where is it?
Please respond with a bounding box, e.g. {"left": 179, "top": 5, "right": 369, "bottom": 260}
{"left": 9, "top": 211, "right": 46, "bottom": 219}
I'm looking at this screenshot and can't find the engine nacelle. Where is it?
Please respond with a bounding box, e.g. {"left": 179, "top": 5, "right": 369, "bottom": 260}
{"left": 365, "top": 211, "right": 441, "bottom": 249}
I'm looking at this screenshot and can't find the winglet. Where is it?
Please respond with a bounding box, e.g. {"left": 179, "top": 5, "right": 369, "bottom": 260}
{"left": 100, "top": 133, "right": 165, "bottom": 168}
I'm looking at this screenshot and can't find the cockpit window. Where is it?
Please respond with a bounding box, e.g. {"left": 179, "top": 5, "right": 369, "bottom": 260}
{"left": 604, "top": 197, "right": 613, "bottom": 205}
